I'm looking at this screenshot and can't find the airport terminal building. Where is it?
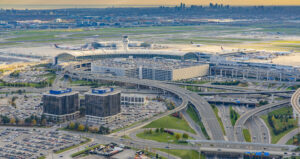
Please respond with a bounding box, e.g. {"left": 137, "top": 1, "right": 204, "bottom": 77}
{"left": 42, "top": 88, "right": 80, "bottom": 122}
{"left": 91, "top": 58, "right": 209, "bottom": 81}
{"left": 85, "top": 88, "right": 121, "bottom": 125}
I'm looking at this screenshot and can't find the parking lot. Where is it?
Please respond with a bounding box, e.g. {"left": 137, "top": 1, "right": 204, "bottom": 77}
{"left": 0, "top": 94, "right": 42, "bottom": 120}
{"left": 0, "top": 128, "right": 85, "bottom": 159}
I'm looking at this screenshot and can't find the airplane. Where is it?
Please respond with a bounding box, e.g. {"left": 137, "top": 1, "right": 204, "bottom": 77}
{"left": 53, "top": 43, "right": 90, "bottom": 50}
{"left": 275, "top": 50, "right": 294, "bottom": 56}
{"left": 190, "top": 41, "right": 204, "bottom": 47}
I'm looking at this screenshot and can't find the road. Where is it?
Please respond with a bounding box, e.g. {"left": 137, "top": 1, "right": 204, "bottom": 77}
{"left": 245, "top": 116, "right": 270, "bottom": 144}
{"left": 218, "top": 105, "right": 234, "bottom": 141}
{"left": 291, "top": 88, "right": 300, "bottom": 126}
{"left": 277, "top": 128, "right": 300, "bottom": 145}
{"left": 197, "top": 90, "right": 294, "bottom": 96}
{"left": 234, "top": 100, "right": 290, "bottom": 142}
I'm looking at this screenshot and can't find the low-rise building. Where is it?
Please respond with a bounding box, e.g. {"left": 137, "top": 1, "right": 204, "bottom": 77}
{"left": 121, "top": 93, "right": 147, "bottom": 106}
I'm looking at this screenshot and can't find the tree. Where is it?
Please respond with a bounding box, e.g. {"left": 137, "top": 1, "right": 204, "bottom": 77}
{"left": 69, "top": 122, "right": 75, "bottom": 130}
{"left": 10, "top": 117, "right": 16, "bottom": 125}
{"left": 78, "top": 124, "right": 85, "bottom": 131}
{"left": 74, "top": 122, "right": 80, "bottom": 130}
{"left": 15, "top": 117, "right": 19, "bottom": 125}
{"left": 175, "top": 133, "right": 181, "bottom": 140}
{"left": 160, "top": 128, "right": 164, "bottom": 133}
{"left": 2, "top": 115, "right": 10, "bottom": 124}
{"left": 31, "top": 119, "right": 37, "bottom": 125}
{"left": 155, "top": 128, "right": 159, "bottom": 133}
{"left": 41, "top": 119, "right": 47, "bottom": 126}
{"left": 182, "top": 133, "right": 189, "bottom": 139}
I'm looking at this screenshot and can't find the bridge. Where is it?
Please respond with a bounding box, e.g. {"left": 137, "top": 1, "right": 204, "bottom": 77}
{"left": 291, "top": 88, "right": 300, "bottom": 126}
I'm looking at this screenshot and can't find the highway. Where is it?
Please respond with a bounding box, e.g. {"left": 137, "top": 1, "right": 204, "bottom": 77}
{"left": 66, "top": 71, "right": 225, "bottom": 140}
{"left": 245, "top": 117, "right": 270, "bottom": 144}
{"left": 234, "top": 100, "right": 290, "bottom": 142}
{"left": 166, "top": 82, "right": 267, "bottom": 92}
{"left": 197, "top": 90, "right": 294, "bottom": 96}
{"left": 291, "top": 88, "right": 300, "bottom": 126}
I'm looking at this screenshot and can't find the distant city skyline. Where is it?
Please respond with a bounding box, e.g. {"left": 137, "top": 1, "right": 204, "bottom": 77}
{"left": 1, "top": 0, "right": 300, "bottom": 8}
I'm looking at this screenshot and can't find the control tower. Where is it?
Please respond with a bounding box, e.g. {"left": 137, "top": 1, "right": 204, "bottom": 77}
{"left": 123, "top": 35, "right": 129, "bottom": 51}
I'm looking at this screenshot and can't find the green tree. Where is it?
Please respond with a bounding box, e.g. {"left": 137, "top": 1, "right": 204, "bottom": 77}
{"left": 175, "top": 133, "right": 181, "bottom": 140}
{"left": 182, "top": 133, "right": 189, "bottom": 139}
{"left": 160, "top": 128, "right": 164, "bottom": 133}
{"left": 155, "top": 128, "right": 159, "bottom": 133}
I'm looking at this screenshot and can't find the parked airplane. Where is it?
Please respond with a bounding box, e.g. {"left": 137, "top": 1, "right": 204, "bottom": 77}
{"left": 53, "top": 44, "right": 89, "bottom": 50}
{"left": 275, "top": 50, "right": 294, "bottom": 56}
{"left": 191, "top": 41, "right": 204, "bottom": 47}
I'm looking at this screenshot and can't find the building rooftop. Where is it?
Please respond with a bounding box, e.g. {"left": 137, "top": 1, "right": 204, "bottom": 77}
{"left": 45, "top": 88, "right": 78, "bottom": 96}
{"left": 92, "top": 58, "right": 205, "bottom": 70}
{"left": 85, "top": 87, "right": 121, "bottom": 96}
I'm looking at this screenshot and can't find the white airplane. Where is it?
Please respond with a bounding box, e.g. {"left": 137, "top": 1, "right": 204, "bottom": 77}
{"left": 53, "top": 44, "right": 89, "bottom": 50}
{"left": 191, "top": 41, "right": 204, "bottom": 47}
{"left": 275, "top": 50, "right": 294, "bottom": 55}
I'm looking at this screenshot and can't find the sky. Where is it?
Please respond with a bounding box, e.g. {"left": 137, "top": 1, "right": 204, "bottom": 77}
{"left": 0, "top": 0, "right": 300, "bottom": 6}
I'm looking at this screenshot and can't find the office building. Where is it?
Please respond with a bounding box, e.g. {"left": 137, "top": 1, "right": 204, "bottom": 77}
{"left": 43, "top": 88, "right": 80, "bottom": 122}
{"left": 85, "top": 88, "right": 121, "bottom": 124}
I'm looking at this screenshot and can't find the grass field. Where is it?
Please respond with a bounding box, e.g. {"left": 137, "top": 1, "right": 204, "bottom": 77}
{"left": 261, "top": 115, "right": 297, "bottom": 144}
{"left": 186, "top": 105, "right": 210, "bottom": 139}
{"left": 156, "top": 149, "right": 206, "bottom": 159}
{"left": 243, "top": 129, "right": 252, "bottom": 142}
{"left": 136, "top": 131, "right": 193, "bottom": 145}
{"left": 7, "top": 34, "right": 57, "bottom": 41}
{"left": 261, "top": 107, "right": 297, "bottom": 144}
{"left": 211, "top": 105, "right": 226, "bottom": 135}
{"left": 143, "top": 115, "right": 196, "bottom": 134}
{"left": 229, "top": 106, "right": 240, "bottom": 126}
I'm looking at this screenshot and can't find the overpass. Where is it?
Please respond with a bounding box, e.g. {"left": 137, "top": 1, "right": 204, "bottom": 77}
{"left": 65, "top": 70, "right": 225, "bottom": 140}
{"left": 291, "top": 88, "right": 300, "bottom": 126}
{"left": 198, "top": 90, "right": 294, "bottom": 96}
{"left": 166, "top": 82, "right": 253, "bottom": 92}
{"left": 234, "top": 100, "right": 290, "bottom": 142}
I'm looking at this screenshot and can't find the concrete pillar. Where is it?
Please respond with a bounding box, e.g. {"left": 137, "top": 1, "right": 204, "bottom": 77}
{"left": 280, "top": 73, "right": 282, "bottom": 82}
{"left": 220, "top": 69, "right": 223, "bottom": 77}
{"left": 271, "top": 94, "right": 274, "bottom": 103}
{"left": 243, "top": 71, "right": 245, "bottom": 79}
